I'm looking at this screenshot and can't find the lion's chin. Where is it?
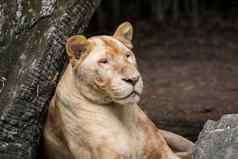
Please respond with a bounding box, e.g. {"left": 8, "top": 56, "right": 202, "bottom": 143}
{"left": 114, "top": 93, "right": 140, "bottom": 105}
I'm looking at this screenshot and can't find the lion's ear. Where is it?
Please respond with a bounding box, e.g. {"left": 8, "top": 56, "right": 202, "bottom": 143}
{"left": 113, "top": 22, "right": 133, "bottom": 49}
{"left": 66, "top": 35, "right": 91, "bottom": 60}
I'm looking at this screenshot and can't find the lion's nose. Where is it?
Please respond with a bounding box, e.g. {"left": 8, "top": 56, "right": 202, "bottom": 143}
{"left": 122, "top": 76, "right": 139, "bottom": 86}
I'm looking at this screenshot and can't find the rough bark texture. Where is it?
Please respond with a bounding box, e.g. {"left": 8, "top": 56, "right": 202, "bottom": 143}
{"left": 193, "top": 114, "right": 238, "bottom": 159}
{"left": 0, "top": 0, "right": 101, "bottom": 158}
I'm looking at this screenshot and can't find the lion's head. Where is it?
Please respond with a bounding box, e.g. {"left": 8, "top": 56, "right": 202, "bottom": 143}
{"left": 65, "top": 22, "right": 143, "bottom": 105}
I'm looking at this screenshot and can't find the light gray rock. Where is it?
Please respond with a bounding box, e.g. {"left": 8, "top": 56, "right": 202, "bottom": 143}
{"left": 193, "top": 114, "right": 238, "bottom": 159}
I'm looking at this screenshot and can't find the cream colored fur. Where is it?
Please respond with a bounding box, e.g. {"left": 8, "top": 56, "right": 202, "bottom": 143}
{"left": 43, "top": 22, "right": 193, "bottom": 159}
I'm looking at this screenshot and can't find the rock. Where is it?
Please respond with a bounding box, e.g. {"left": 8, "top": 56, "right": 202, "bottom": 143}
{"left": 193, "top": 114, "right": 238, "bottom": 159}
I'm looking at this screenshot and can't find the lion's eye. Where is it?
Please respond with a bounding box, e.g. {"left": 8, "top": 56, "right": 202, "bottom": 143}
{"left": 126, "top": 52, "right": 131, "bottom": 58}
{"left": 98, "top": 58, "right": 108, "bottom": 64}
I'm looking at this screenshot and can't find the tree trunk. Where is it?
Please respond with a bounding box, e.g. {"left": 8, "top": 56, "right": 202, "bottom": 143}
{"left": 0, "top": 0, "right": 101, "bottom": 158}
{"left": 191, "top": 0, "right": 199, "bottom": 27}
{"left": 173, "top": 0, "right": 179, "bottom": 22}
{"left": 152, "top": 0, "right": 164, "bottom": 23}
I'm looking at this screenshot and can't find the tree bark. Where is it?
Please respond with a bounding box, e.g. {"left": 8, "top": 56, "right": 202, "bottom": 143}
{"left": 0, "top": 0, "right": 101, "bottom": 158}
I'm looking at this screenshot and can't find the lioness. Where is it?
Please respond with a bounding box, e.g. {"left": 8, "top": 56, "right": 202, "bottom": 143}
{"left": 43, "top": 22, "right": 193, "bottom": 159}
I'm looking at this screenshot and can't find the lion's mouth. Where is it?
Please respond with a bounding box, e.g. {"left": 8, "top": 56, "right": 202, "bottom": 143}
{"left": 116, "top": 90, "right": 140, "bottom": 100}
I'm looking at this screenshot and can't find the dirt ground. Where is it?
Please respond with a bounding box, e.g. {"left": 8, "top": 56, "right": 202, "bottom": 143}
{"left": 133, "top": 21, "right": 238, "bottom": 141}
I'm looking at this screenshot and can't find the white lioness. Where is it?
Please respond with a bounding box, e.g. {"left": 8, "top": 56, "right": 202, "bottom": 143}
{"left": 43, "top": 22, "right": 193, "bottom": 159}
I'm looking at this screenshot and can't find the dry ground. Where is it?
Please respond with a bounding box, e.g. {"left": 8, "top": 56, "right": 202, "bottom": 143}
{"left": 134, "top": 21, "right": 238, "bottom": 141}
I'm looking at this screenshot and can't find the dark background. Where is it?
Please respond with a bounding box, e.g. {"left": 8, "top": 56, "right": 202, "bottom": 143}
{"left": 88, "top": 0, "right": 238, "bottom": 141}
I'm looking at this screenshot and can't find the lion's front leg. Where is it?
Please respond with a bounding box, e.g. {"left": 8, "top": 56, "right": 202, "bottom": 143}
{"left": 96, "top": 148, "right": 125, "bottom": 159}
{"left": 158, "top": 129, "right": 193, "bottom": 159}
{"left": 66, "top": 138, "right": 127, "bottom": 159}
